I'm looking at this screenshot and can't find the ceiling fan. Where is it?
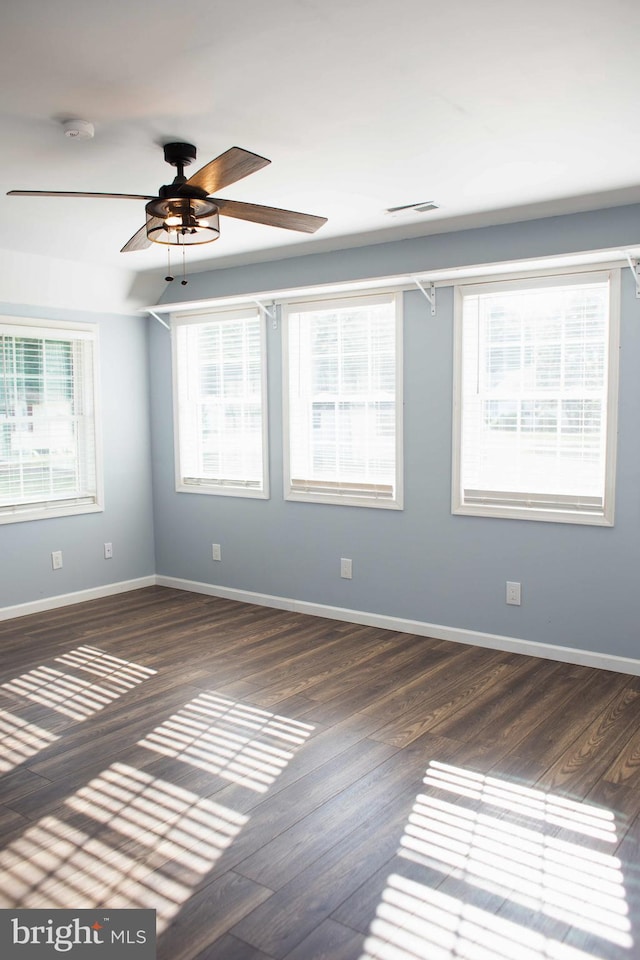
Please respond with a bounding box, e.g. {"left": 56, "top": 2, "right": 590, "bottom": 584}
{"left": 7, "top": 141, "right": 328, "bottom": 253}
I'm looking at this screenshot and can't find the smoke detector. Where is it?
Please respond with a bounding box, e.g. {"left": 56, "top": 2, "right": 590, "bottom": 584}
{"left": 62, "top": 119, "right": 95, "bottom": 140}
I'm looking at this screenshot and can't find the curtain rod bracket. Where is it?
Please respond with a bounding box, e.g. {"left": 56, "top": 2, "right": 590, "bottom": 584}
{"left": 413, "top": 278, "right": 436, "bottom": 315}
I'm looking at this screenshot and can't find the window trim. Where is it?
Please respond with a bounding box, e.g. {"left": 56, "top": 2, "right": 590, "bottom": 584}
{"left": 0, "top": 315, "right": 103, "bottom": 525}
{"left": 171, "top": 305, "right": 270, "bottom": 500}
{"left": 282, "top": 290, "right": 404, "bottom": 510}
{"left": 452, "top": 268, "right": 620, "bottom": 525}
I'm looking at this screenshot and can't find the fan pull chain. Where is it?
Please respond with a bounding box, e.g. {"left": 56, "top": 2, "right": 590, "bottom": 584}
{"left": 181, "top": 243, "right": 188, "bottom": 285}
{"left": 163, "top": 238, "right": 188, "bottom": 285}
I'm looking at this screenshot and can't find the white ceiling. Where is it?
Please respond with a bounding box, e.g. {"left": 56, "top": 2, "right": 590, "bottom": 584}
{"left": 2, "top": 0, "right": 640, "bottom": 281}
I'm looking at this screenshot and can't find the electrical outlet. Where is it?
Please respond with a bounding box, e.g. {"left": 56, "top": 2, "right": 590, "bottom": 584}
{"left": 506, "top": 581, "right": 521, "bottom": 605}
{"left": 51, "top": 550, "right": 63, "bottom": 570}
{"left": 340, "top": 558, "right": 353, "bottom": 579}
{"left": 104, "top": 542, "right": 113, "bottom": 559}
{"left": 212, "top": 543, "right": 222, "bottom": 561}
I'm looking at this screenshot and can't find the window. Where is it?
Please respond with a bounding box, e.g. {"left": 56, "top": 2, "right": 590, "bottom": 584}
{"left": 453, "top": 270, "right": 619, "bottom": 524}
{"left": 0, "top": 317, "right": 102, "bottom": 524}
{"left": 283, "top": 292, "right": 402, "bottom": 508}
{"left": 172, "top": 306, "right": 269, "bottom": 497}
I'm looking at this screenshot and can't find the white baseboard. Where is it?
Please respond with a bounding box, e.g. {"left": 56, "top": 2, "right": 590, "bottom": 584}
{"left": 0, "top": 576, "right": 157, "bottom": 622}
{"left": 4, "top": 573, "right": 638, "bottom": 677}
{"left": 156, "top": 575, "right": 640, "bottom": 677}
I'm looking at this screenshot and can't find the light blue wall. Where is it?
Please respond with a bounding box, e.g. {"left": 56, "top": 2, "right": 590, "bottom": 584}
{"left": 150, "top": 204, "right": 640, "bottom": 661}
{"left": 3, "top": 205, "right": 638, "bottom": 660}
{"left": 0, "top": 304, "right": 155, "bottom": 607}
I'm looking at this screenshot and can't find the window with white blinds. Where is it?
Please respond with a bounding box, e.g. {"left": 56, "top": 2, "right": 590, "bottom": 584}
{"left": 283, "top": 292, "right": 402, "bottom": 508}
{"left": 453, "top": 270, "right": 619, "bottom": 524}
{"left": 0, "top": 317, "right": 102, "bottom": 524}
{"left": 172, "top": 306, "right": 269, "bottom": 497}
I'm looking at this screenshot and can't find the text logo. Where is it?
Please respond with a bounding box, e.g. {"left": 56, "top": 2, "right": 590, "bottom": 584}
{"left": 1, "top": 910, "right": 156, "bottom": 958}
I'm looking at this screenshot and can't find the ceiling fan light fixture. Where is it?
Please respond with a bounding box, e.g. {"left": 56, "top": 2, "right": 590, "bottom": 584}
{"left": 145, "top": 196, "right": 220, "bottom": 245}
{"left": 9, "top": 141, "right": 326, "bottom": 256}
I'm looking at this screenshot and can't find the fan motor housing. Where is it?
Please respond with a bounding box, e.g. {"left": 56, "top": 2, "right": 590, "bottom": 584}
{"left": 157, "top": 183, "right": 209, "bottom": 201}
{"left": 163, "top": 142, "right": 197, "bottom": 168}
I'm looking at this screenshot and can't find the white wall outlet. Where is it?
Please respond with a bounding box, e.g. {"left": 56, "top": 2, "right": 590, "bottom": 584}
{"left": 104, "top": 542, "right": 113, "bottom": 559}
{"left": 212, "top": 543, "right": 222, "bottom": 561}
{"left": 340, "top": 558, "right": 353, "bottom": 579}
{"left": 506, "top": 581, "right": 521, "bottom": 605}
{"left": 51, "top": 550, "right": 63, "bottom": 570}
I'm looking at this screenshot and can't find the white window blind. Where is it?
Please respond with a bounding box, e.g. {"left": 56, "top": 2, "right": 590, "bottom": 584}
{"left": 0, "top": 319, "right": 101, "bottom": 523}
{"left": 284, "top": 293, "right": 402, "bottom": 508}
{"left": 453, "top": 271, "right": 619, "bottom": 524}
{"left": 173, "top": 307, "right": 268, "bottom": 497}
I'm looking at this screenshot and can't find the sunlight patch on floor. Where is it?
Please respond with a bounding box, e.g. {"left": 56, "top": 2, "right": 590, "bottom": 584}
{"left": 0, "top": 763, "right": 246, "bottom": 931}
{"left": 138, "top": 692, "right": 315, "bottom": 792}
{"left": 0, "top": 708, "right": 59, "bottom": 773}
{"left": 0, "top": 695, "right": 314, "bottom": 929}
{"left": 424, "top": 761, "right": 618, "bottom": 843}
{"left": 360, "top": 760, "right": 632, "bottom": 960}
{"left": 362, "top": 873, "right": 605, "bottom": 960}
{"left": 1, "top": 646, "right": 156, "bottom": 721}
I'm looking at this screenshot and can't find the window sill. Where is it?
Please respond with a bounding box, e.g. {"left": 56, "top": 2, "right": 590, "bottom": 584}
{"left": 0, "top": 502, "right": 104, "bottom": 525}
{"left": 452, "top": 503, "right": 613, "bottom": 526}
{"left": 286, "top": 490, "right": 403, "bottom": 510}
{"left": 176, "top": 483, "right": 269, "bottom": 500}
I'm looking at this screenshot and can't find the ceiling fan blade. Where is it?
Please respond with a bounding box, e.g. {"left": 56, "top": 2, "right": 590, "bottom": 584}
{"left": 7, "top": 190, "right": 154, "bottom": 200}
{"left": 186, "top": 147, "right": 271, "bottom": 195}
{"left": 120, "top": 222, "right": 156, "bottom": 253}
{"left": 212, "top": 198, "right": 327, "bottom": 233}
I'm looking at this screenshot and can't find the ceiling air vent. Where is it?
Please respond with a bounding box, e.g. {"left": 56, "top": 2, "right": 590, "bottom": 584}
{"left": 386, "top": 201, "right": 440, "bottom": 215}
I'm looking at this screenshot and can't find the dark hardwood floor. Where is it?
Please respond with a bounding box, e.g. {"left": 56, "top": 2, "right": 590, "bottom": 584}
{"left": 1, "top": 585, "right": 640, "bottom": 959}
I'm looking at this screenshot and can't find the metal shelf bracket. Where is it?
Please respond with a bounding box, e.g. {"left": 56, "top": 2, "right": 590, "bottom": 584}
{"left": 254, "top": 300, "right": 278, "bottom": 328}
{"left": 148, "top": 309, "right": 170, "bottom": 330}
{"left": 625, "top": 253, "right": 640, "bottom": 299}
{"left": 413, "top": 278, "right": 436, "bottom": 316}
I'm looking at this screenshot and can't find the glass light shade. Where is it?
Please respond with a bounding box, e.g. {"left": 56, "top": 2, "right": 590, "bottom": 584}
{"left": 145, "top": 196, "right": 220, "bottom": 245}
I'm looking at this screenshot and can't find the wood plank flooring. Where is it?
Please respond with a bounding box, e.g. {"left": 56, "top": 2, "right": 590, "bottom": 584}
{"left": 1, "top": 586, "right": 640, "bottom": 959}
